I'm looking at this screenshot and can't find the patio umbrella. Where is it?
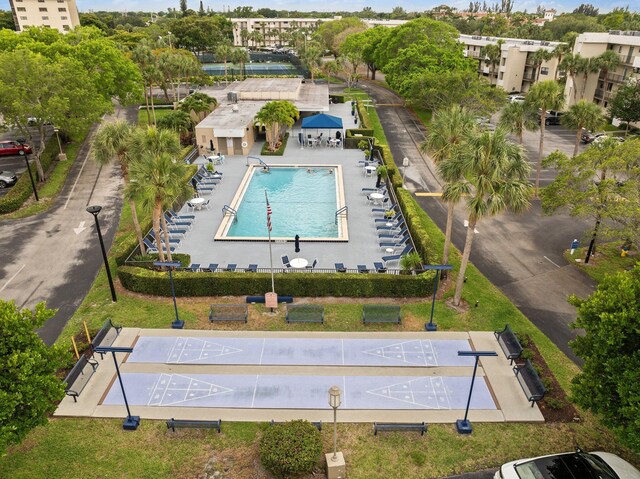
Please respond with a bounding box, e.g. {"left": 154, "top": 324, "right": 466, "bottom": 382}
{"left": 209, "top": 139, "right": 215, "bottom": 152}
{"left": 294, "top": 235, "right": 300, "bottom": 253}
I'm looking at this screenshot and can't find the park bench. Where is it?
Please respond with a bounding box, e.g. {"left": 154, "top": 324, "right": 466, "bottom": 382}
{"left": 90, "top": 319, "right": 122, "bottom": 359}
{"left": 166, "top": 418, "right": 222, "bottom": 432}
{"left": 245, "top": 295, "right": 294, "bottom": 304}
{"left": 362, "top": 305, "right": 401, "bottom": 324}
{"left": 270, "top": 420, "right": 322, "bottom": 431}
{"left": 209, "top": 304, "right": 248, "bottom": 323}
{"left": 373, "top": 422, "right": 427, "bottom": 436}
{"left": 513, "top": 359, "right": 546, "bottom": 407}
{"left": 494, "top": 324, "right": 523, "bottom": 364}
{"left": 285, "top": 304, "right": 324, "bottom": 324}
{"left": 64, "top": 355, "right": 99, "bottom": 402}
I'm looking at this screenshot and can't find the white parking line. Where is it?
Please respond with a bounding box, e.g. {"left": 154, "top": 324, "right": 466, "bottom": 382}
{"left": 0, "top": 264, "right": 25, "bottom": 292}
{"left": 543, "top": 256, "right": 561, "bottom": 268}
{"left": 63, "top": 145, "right": 92, "bottom": 210}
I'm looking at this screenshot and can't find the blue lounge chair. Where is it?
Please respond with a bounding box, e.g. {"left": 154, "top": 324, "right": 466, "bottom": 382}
{"left": 376, "top": 221, "right": 406, "bottom": 231}
{"left": 281, "top": 255, "right": 291, "bottom": 268}
{"left": 143, "top": 238, "right": 175, "bottom": 253}
{"left": 306, "top": 259, "right": 318, "bottom": 270}
{"left": 372, "top": 204, "right": 397, "bottom": 215}
{"left": 147, "top": 230, "right": 181, "bottom": 244}
{"left": 374, "top": 262, "right": 387, "bottom": 273}
{"left": 335, "top": 263, "right": 347, "bottom": 273}
{"left": 204, "top": 263, "right": 218, "bottom": 272}
{"left": 378, "top": 226, "right": 408, "bottom": 239}
{"left": 224, "top": 264, "right": 237, "bottom": 272}
{"left": 379, "top": 237, "right": 410, "bottom": 249}
{"left": 245, "top": 264, "right": 258, "bottom": 272}
{"left": 187, "top": 263, "right": 201, "bottom": 272}
{"left": 374, "top": 212, "right": 402, "bottom": 223}
{"left": 169, "top": 209, "right": 195, "bottom": 220}
{"left": 357, "top": 264, "right": 370, "bottom": 273}
{"left": 381, "top": 244, "right": 413, "bottom": 265}
{"left": 165, "top": 214, "right": 192, "bottom": 229}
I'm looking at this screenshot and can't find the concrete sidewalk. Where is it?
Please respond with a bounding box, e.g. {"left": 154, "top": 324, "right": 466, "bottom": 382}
{"left": 55, "top": 328, "right": 543, "bottom": 425}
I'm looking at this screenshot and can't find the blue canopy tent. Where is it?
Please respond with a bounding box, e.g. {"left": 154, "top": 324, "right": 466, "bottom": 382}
{"left": 299, "top": 114, "right": 344, "bottom": 148}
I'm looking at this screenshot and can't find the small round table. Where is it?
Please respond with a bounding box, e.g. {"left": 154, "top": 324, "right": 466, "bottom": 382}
{"left": 386, "top": 222, "right": 394, "bottom": 227}
{"left": 290, "top": 258, "right": 308, "bottom": 269}
{"left": 364, "top": 165, "right": 377, "bottom": 176}
{"left": 190, "top": 197, "right": 205, "bottom": 210}
{"left": 370, "top": 192, "right": 384, "bottom": 205}
{"left": 385, "top": 248, "right": 394, "bottom": 254}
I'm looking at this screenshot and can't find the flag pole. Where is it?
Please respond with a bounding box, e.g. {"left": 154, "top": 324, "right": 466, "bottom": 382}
{"left": 265, "top": 190, "right": 275, "bottom": 293}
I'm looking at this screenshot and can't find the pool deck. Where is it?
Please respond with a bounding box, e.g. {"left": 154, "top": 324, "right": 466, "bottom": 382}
{"left": 176, "top": 102, "right": 401, "bottom": 271}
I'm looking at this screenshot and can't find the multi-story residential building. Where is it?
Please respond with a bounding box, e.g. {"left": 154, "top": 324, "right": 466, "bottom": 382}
{"left": 9, "top": 0, "right": 79, "bottom": 33}
{"left": 460, "top": 34, "right": 563, "bottom": 93}
{"left": 230, "top": 17, "right": 408, "bottom": 48}
{"left": 564, "top": 31, "right": 640, "bottom": 110}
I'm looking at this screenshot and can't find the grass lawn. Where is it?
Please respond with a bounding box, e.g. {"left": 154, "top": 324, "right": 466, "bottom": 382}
{"left": 564, "top": 241, "right": 638, "bottom": 283}
{"left": 3, "top": 92, "right": 640, "bottom": 478}
{"left": 138, "top": 108, "right": 174, "bottom": 126}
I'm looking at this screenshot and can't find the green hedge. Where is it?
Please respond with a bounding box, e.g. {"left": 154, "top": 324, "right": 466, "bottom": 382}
{"left": 0, "top": 137, "right": 57, "bottom": 214}
{"left": 117, "top": 266, "right": 435, "bottom": 298}
{"left": 356, "top": 99, "right": 371, "bottom": 129}
{"left": 261, "top": 132, "right": 289, "bottom": 156}
{"left": 329, "top": 94, "right": 346, "bottom": 103}
{"left": 344, "top": 129, "right": 375, "bottom": 149}
{"left": 260, "top": 420, "right": 322, "bottom": 478}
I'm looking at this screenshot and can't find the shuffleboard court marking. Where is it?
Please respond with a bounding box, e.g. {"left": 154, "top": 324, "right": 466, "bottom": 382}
{"left": 363, "top": 340, "right": 438, "bottom": 366}
{"left": 168, "top": 337, "right": 243, "bottom": 364}
{"left": 367, "top": 377, "right": 451, "bottom": 409}
{"left": 148, "top": 373, "right": 233, "bottom": 406}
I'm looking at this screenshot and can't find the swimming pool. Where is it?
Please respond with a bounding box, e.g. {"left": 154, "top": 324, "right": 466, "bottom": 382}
{"left": 217, "top": 166, "right": 347, "bottom": 241}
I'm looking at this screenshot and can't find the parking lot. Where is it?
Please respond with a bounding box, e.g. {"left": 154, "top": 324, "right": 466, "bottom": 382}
{"left": 0, "top": 126, "right": 49, "bottom": 197}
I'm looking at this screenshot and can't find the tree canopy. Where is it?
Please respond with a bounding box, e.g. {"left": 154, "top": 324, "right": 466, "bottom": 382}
{"left": 569, "top": 264, "right": 640, "bottom": 450}
{"left": 608, "top": 80, "right": 640, "bottom": 133}
{"left": 0, "top": 301, "right": 66, "bottom": 455}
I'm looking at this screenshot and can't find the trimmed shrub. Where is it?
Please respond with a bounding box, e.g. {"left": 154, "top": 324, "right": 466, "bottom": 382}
{"left": 117, "top": 266, "right": 435, "bottom": 298}
{"left": 330, "top": 94, "right": 346, "bottom": 103}
{"left": 260, "top": 420, "right": 322, "bottom": 478}
{"left": 344, "top": 129, "right": 375, "bottom": 149}
{"left": 261, "top": 133, "right": 289, "bottom": 156}
{"left": 355, "top": 100, "right": 371, "bottom": 129}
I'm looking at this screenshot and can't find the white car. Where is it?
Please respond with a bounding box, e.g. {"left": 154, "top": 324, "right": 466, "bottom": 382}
{"left": 495, "top": 450, "right": 640, "bottom": 479}
{"left": 509, "top": 95, "right": 526, "bottom": 103}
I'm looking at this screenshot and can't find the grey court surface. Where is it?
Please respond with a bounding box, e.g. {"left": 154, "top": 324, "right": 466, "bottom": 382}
{"left": 128, "top": 336, "right": 476, "bottom": 367}
{"left": 103, "top": 373, "right": 495, "bottom": 410}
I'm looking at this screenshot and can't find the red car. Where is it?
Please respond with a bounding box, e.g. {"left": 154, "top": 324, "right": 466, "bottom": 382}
{"left": 0, "top": 140, "right": 32, "bottom": 156}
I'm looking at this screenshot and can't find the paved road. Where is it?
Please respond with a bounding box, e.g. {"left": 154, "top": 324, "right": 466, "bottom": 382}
{"left": 0, "top": 108, "right": 134, "bottom": 345}
{"left": 358, "top": 81, "right": 596, "bottom": 364}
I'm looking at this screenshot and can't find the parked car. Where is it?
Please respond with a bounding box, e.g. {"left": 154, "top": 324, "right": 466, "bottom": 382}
{"left": 539, "top": 110, "right": 564, "bottom": 126}
{"left": 581, "top": 130, "right": 604, "bottom": 143}
{"left": 0, "top": 140, "right": 31, "bottom": 156}
{"left": 509, "top": 95, "right": 526, "bottom": 103}
{"left": 495, "top": 450, "right": 640, "bottom": 479}
{"left": 0, "top": 170, "right": 18, "bottom": 188}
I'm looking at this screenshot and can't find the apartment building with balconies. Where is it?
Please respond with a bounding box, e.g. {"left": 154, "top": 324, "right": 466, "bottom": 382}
{"left": 460, "top": 34, "right": 564, "bottom": 94}
{"left": 9, "top": 0, "right": 79, "bottom": 33}
{"left": 565, "top": 31, "right": 640, "bottom": 109}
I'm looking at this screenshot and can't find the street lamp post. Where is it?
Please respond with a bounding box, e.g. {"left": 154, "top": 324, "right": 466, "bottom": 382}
{"left": 86, "top": 205, "right": 117, "bottom": 302}
{"left": 153, "top": 261, "right": 184, "bottom": 329}
{"left": 16, "top": 138, "right": 39, "bottom": 202}
{"left": 53, "top": 128, "right": 66, "bottom": 161}
{"left": 94, "top": 346, "right": 140, "bottom": 430}
{"left": 328, "top": 386, "right": 341, "bottom": 461}
{"left": 455, "top": 350, "right": 498, "bottom": 434}
{"left": 422, "top": 265, "right": 453, "bottom": 331}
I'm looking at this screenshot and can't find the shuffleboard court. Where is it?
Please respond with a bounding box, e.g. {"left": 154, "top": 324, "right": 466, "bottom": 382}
{"left": 127, "top": 337, "right": 476, "bottom": 367}
{"left": 103, "top": 373, "right": 496, "bottom": 410}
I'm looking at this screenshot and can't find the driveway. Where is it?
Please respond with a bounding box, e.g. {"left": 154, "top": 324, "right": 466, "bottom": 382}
{"left": 357, "top": 81, "right": 596, "bottom": 364}
{"left": 0, "top": 108, "right": 134, "bottom": 345}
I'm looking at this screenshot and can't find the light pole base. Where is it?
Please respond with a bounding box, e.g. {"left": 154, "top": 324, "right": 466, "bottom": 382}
{"left": 425, "top": 322, "right": 437, "bottom": 331}
{"left": 171, "top": 319, "right": 185, "bottom": 329}
{"left": 57, "top": 153, "right": 67, "bottom": 161}
{"left": 325, "top": 452, "right": 346, "bottom": 479}
{"left": 455, "top": 419, "right": 473, "bottom": 434}
{"left": 123, "top": 415, "right": 140, "bottom": 430}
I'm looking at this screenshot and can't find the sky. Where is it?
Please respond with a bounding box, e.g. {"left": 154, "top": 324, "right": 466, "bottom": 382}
{"left": 1, "top": 0, "right": 636, "bottom": 16}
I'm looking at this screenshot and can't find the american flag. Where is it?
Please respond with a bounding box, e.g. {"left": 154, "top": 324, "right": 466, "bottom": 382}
{"left": 266, "top": 195, "right": 272, "bottom": 232}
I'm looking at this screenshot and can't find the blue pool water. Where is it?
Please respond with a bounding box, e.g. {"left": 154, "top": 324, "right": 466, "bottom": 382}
{"left": 227, "top": 167, "right": 339, "bottom": 238}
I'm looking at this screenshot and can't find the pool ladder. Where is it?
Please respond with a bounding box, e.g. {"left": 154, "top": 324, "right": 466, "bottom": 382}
{"left": 222, "top": 205, "right": 238, "bottom": 222}
{"left": 335, "top": 206, "right": 348, "bottom": 224}
{"left": 247, "top": 156, "right": 269, "bottom": 168}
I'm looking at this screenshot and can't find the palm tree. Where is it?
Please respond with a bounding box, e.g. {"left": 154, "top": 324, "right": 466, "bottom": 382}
{"left": 439, "top": 127, "right": 532, "bottom": 306}
{"left": 230, "top": 48, "right": 250, "bottom": 79}
{"left": 552, "top": 43, "right": 571, "bottom": 81}
{"left": 132, "top": 42, "right": 161, "bottom": 126}
{"left": 595, "top": 50, "right": 620, "bottom": 88}
{"left": 322, "top": 59, "right": 341, "bottom": 85}
{"left": 419, "top": 105, "right": 477, "bottom": 266}
{"left": 525, "top": 80, "right": 564, "bottom": 196}
{"left": 562, "top": 100, "right": 604, "bottom": 157}
{"left": 481, "top": 40, "right": 503, "bottom": 85}
{"left": 180, "top": 92, "right": 217, "bottom": 122}
{"left": 578, "top": 56, "right": 600, "bottom": 100}
{"left": 216, "top": 43, "right": 233, "bottom": 83}
{"left": 156, "top": 110, "right": 195, "bottom": 143}
{"left": 499, "top": 101, "right": 539, "bottom": 145}
{"left": 127, "top": 152, "right": 191, "bottom": 262}
{"left": 92, "top": 121, "right": 147, "bottom": 255}
{"left": 531, "top": 48, "right": 553, "bottom": 82}
{"left": 301, "top": 42, "right": 323, "bottom": 83}
{"left": 559, "top": 52, "right": 582, "bottom": 102}
{"left": 254, "top": 101, "right": 300, "bottom": 151}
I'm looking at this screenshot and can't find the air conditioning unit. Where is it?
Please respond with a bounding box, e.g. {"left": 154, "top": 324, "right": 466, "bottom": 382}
{"left": 227, "top": 92, "right": 238, "bottom": 103}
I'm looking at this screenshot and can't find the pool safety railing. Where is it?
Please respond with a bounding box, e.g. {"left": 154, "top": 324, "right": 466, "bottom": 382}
{"left": 246, "top": 156, "right": 268, "bottom": 168}
{"left": 335, "top": 206, "right": 348, "bottom": 224}
{"left": 222, "top": 205, "right": 238, "bottom": 222}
